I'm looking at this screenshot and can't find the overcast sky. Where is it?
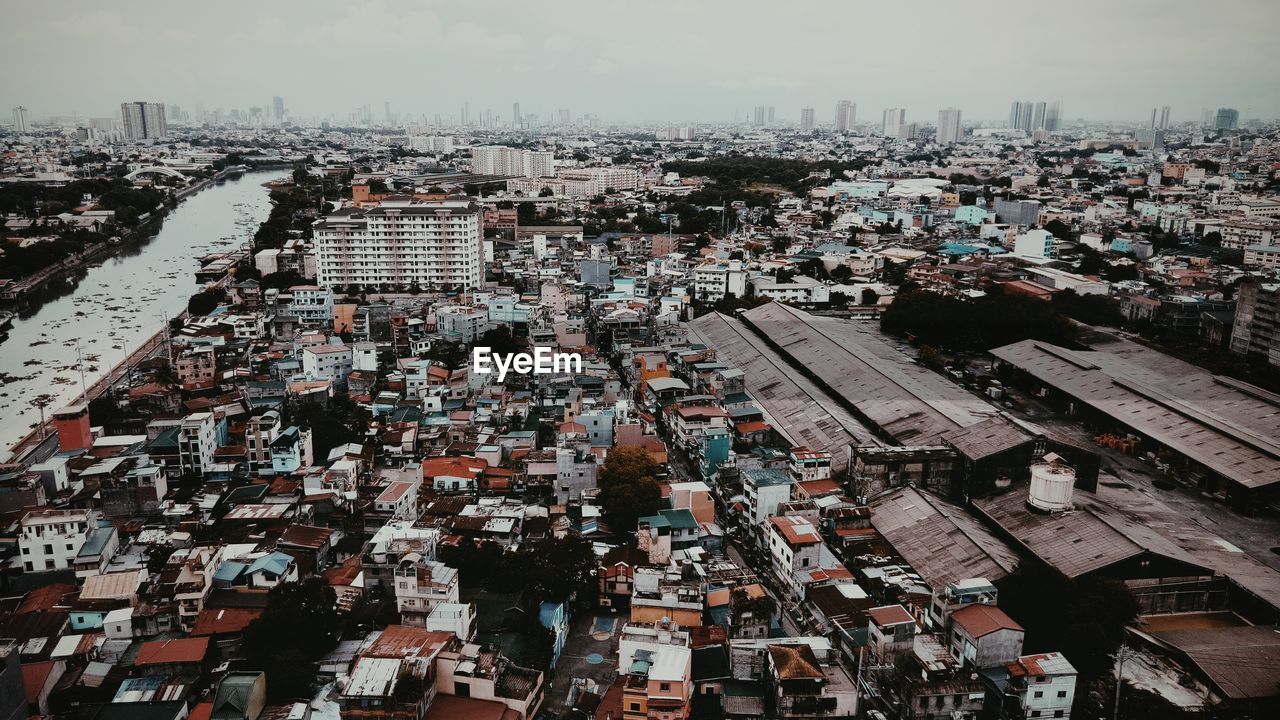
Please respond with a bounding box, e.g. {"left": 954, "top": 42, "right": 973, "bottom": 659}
{"left": 5, "top": 0, "right": 1279, "bottom": 125}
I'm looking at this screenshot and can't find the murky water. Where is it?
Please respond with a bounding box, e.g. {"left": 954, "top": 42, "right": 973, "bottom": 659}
{"left": 0, "top": 169, "right": 286, "bottom": 457}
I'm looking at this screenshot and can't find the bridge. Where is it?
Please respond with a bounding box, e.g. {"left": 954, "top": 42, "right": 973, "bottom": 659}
{"left": 124, "top": 166, "right": 189, "bottom": 182}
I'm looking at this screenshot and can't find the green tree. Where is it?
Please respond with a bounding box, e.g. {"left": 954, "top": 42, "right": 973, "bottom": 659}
{"left": 598, "top": 445, "right": 663, "bottom": 531}
{"left": 242, "top": 578, "right": 341, "bottom": 701}
{"left": 998, "top": 562, "right": 1138, "bottom": 679}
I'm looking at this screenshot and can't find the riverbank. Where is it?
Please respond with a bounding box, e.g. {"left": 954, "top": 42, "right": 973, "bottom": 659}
{"left": 0, "top": 164, "right": 284, "bottom": 304}
{"left": 0, "top": 168, "right": 288, "bottom": 459}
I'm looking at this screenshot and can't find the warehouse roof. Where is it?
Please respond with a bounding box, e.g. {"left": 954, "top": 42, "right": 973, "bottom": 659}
{"left": 991, "top": 339, "right": 1280, "bottom": 490}
{"left": 737, "top": 303, "right": 995, "bottom": 443}
{"left": 869, "top": 487, "right": 1019, "bottom": 590}
{"left": 972, "top": 486, "right": 1210, "bottom": 579}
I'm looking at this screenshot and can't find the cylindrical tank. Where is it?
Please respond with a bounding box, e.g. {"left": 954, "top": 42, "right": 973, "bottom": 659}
{"left": 1028, "top": 456, "right": 1075, "bottom": 512}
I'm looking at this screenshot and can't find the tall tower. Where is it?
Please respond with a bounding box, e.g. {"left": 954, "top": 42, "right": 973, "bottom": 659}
{"left": 936, "top": 107, "right": 962, "bottom": 145}
{"left": 11, "top": 106, "right": 30, "bottom": 133}
{"left": 512, "top": 102, "right": 521, "bottom": 128}
{"left": 800, "top": 107, "right": 815, "bottom": 132}
{"left": 834, "top": 100, "right": 855, "bottom": 132}
{"left": 882, "top": 108, "right": 905, "bottom": 138}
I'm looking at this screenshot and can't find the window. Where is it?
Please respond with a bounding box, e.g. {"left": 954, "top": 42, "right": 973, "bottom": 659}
{"left": 630, "top": 703, "right": 641, "bottom": 712}
{"left": 1057, "top": 691, "right": 1067, "bottom": 698}
{"left": 660, "top": 682, "right": 670, "bottom": 692}
{"left": 1031, "top": 713, "right": 1041, "bottom": 719}
{"left": 1054, "top": 712, "right": 1065, "bottom": 719}
{"left": 1034, "top": 691, "right": 1043, "bottom": 698}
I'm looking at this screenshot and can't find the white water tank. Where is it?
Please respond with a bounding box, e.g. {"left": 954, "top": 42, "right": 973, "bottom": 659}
{"left": 1027, "top": 453, "right": 1075, "bottom": 512}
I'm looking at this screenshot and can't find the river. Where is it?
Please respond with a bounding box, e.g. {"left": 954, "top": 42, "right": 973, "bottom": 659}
{"left": 0, "top": 168, "right": 287, "bottom": 457}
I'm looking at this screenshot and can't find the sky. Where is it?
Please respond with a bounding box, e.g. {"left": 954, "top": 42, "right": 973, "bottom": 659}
{"left": 4, "top": 0, "right": 1279, "bottom": 125}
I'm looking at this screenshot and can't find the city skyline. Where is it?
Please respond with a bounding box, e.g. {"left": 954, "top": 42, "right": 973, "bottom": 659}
{"left": 3, "top": 0, "right": 1279, "bottom": 124}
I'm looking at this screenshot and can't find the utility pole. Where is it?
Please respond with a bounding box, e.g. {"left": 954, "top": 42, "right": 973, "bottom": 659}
{"left": 74, "top": 338, "right": 89, "bottom": 405}
{"left": 1112, "top": 643, "right": 1134, "bottom": 720}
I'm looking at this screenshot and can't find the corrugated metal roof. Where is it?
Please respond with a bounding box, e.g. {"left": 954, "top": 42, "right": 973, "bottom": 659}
{"left": 869, "top": 487, "right": 1019, "bottom": 589}
{"left": 991, "top": 339, "right": 1280, "bottom": 489}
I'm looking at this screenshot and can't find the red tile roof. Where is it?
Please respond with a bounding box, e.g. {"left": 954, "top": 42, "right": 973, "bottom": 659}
{"left": 191, "top": 607, "right": 262, "bottom": 636}
{"left": 867, "top": 604, "right": 915, "bottom": 627}
{"left": 135, "top": 637, "right": 210, "bottom": 665}
{"left": 951, "top": 604, "right": 1023, "bottom": 638}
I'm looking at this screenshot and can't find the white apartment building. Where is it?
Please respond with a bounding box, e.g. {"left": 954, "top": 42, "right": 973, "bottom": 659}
{"left": 470, "top": 145, "right": 554, "bottom": 178}
{"left": 19, "top": 508, "right": 100, "bottom": 573}
{"left": 314, "top": 198, "right": 483, "bottom": 291}
{"left": 1221, "top": 220, "right": 1279, "bottom": 249}
{"left": 1006, "top": 652, "right": 1077, "bottom": 719}
{"left": 394, "top": 556, "right": 460, "bottom": 626}
{"left": 694, "top": 261, "right": 748, "bottom": 301}
{"left": 557, "top": 167, "right": 641, "bottom": 195}
{"left": 750, "top": 275, "right": 831, "bottom": 304}
{"left": 302, "top": 344, "right": 354, "bottom": 380}
{"left": 179, "top": 412, "right": 218, "bottom": 477}
{"left": 283, "top": 285, "right": 334, "bottom": 327}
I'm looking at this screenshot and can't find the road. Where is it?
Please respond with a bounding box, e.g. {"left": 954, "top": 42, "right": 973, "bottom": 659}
{"left": 726, "top": 539, "right": 808, "bottom": 637}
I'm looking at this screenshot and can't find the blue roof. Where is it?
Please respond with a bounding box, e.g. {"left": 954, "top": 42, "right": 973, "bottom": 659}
{"left": 214, "top": 561, "right": 248, "bottom": 584}
{"left": 247, "top": 552, "right": 293, "bottom": 577}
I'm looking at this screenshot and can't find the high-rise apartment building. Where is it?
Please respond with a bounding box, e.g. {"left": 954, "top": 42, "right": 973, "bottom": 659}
{"left": 882, "top": 108, "right": 906, "bottom": 137}
{"left": 1215, "top": 107, "right": 1239, "bottom": 131}
{"left": 752, "top": 105, "right": 766, "bottom": 127}
{"left": 1230, "top": 280, "right": 1280, "bottom": 367}
{"left": 272, "top": 96, "right": 286, "bottom": 124}
{"left": 1010, "top": 99, "right": 1060, "bottom": 132}
{"left": 11, "top": 106, "right": 30, "bottom": 133}
{"left": 471, "top": 146, "right": 554, "bottom": 177}
{"left": 767, "top": 106, "right": 776, "bottom": 125}
{"left": 834, "top": 100, "right": 855, "bottom": 132}
{"left": 936, "top": 107, "right": 962, "bottom": 144}
{"left": 559, "top": 108, "right": 571, "bottom": 125}
{"left": 314, "top": 196, "right": 484, "bottom": 291}
{"left": 512, "top": 102, "right": 521, "bottom": 127}
{"left": 799, "top": 107, "right": 815, "bottom": 132}
{"left": 1031, "top": 101, "right": 1046, "bottom": 132}
{"left": 120, "top": 101, "right": 168, "bottom": 140}
{"left": 1044, "top": 101, "right": 1062, "bottom": 131}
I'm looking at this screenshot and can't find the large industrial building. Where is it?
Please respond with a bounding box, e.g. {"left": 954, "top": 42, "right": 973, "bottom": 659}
{"left": 991, "top": 336, "right": 1280, "bottom": 510}
{"left": 689, "top": 303, "right": 1096, "bottom": 498}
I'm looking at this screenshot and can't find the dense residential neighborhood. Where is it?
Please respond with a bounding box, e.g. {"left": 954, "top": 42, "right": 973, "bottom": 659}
{"left": 3, "top": 4, "right": 1280, "bottom": 720}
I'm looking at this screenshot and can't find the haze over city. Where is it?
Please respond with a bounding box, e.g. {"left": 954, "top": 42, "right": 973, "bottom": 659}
{"left": 4, "top": 0, "right": 1280, "bottom": 123}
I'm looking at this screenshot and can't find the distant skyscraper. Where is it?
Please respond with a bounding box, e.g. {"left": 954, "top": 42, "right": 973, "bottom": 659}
{"left": 799, "top": 107, "right": 815, "bottom": 132}
{"left": 1031, "top": 101, "right": 1047, "bottom": 131}
{"left": 752, "top": 105, "right": 765, "bottom": 127}
{"left": 882, "top": 107, "right": 905, "bottom": 138}
{"left": 1044, "top": 101, "right": 1062, "bottom": 131}
{"left": 935, "top": 107, "right": 962, "bottom": 145}
{"left": 1009, "top": 100, "right": 1035, "bottom": 132}
{"left": 385, "top": 101, "right": 392, "bottom": 123}
{"left": 120, "top": 101, "right": 168, "bottom": 140}
{"left": 767, "top": 106, "right": 776, "bottom": 126}
{"left": 1158, "top": 105, "right": 1171, "bottom": 130}
{"left": 272, "top": 96, "right": 285, "bottom": 124}
{"left": 1215, "top": 107, "right": 1239, "bottom": 131}
{"left": 834, "top": 100, "right": 855, "bottom": 132}
{"left": 12, "top": 106, "right": 30, "bottom": 133}
{"left": 512, "top": 102, "right": 521, "bottom": 127}
{"left": 559, "top": 108, "right": 571, "bottom": 125}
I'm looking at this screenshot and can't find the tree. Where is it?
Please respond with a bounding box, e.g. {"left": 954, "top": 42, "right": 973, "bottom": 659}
{"left": 598, "top": 445, "right": 663, "bottom": 530}
{"left": 998, "top": 562, "right": 1137, "bottom": 680}
{"left": 242, "top": 578, "right": 341, "bottom": 700}
{"left": 1201, "top": 230, "right": 1223, "bottom": 247}
{"left": 187, "top": 287, "right": 228, "bottom": 316}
